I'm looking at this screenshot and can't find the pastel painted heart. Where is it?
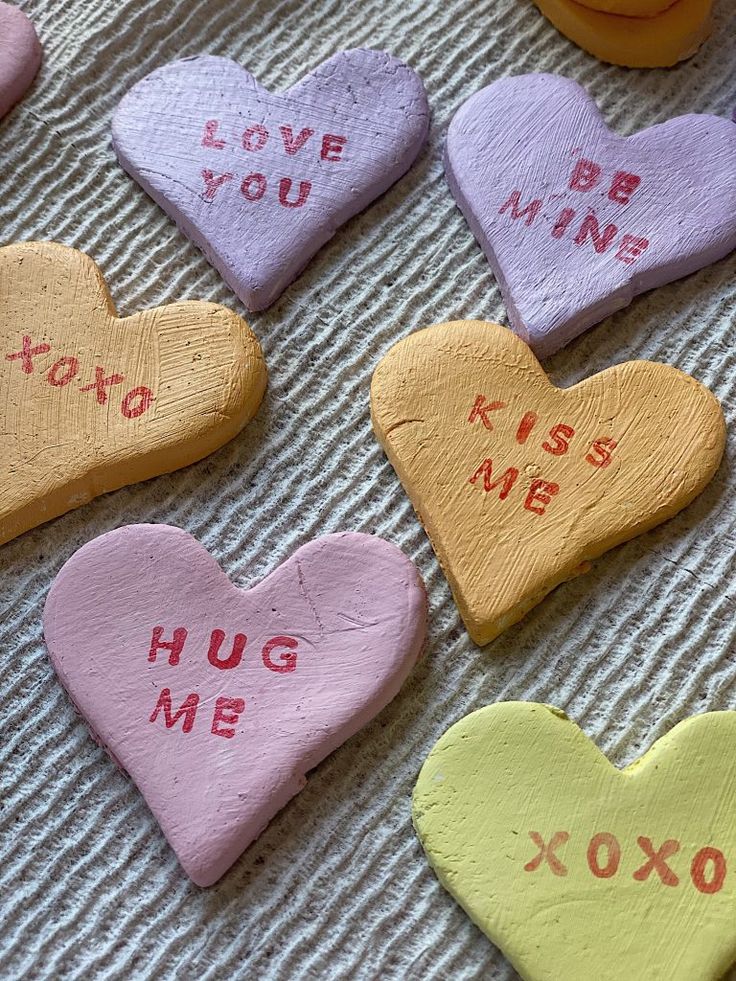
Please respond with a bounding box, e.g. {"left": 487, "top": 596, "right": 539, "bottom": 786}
{"left": 0, "top": 242, "right": 266, "bottom": 546}
{"left": 0, "top": 1, "right": 42, "bottom": 118}
{"left": 414, "top": 702, "right": 736, "bottom": 981}
{"left": 43, "top": 525, "right": 427, "bottom": 886}
{"left": 371, "top": 320, "right": 724, "bottom": 645}
{"left": 112, "top": 50, "right": 429, "bottom": 311}
{"left": 532, "top": 0, "right": 712, "bottom": 68}
{"left": 446, "top": 74, "right": 735, "bottom": 356}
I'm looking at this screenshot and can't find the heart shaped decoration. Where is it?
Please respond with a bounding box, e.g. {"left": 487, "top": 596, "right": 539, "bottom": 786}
{"left": 112, "top": 50, "right": 429, "bottom": 311}
{"left": 43, "top": 525, "right": 427, "bottom": 885}
{"left": 532, "top": 0, "right": 712, "bottom": 68}
{"left": 414, "top": 702, "right": 736, "bottom": 981}
{"left": 371, "top": 320, "right": 724, "bottom": 645}
{"left": 0, "top": 1, "right": 42, "bottom": 118}
{"left": 0, "top": 242, "right": 266, "bottom": 546}
{"left": 446, "top": 74, "right": 735, "bottom": 355}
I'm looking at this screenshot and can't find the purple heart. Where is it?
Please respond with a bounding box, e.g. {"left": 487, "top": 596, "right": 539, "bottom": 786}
{"left": 112, "top": 50, "right": 429, "bottom": 311}
{"left": 446, "top": 74, "right": 736, "bottom": 357}
{"left": 0, "top": 1, "right": 42, "bottom": 119}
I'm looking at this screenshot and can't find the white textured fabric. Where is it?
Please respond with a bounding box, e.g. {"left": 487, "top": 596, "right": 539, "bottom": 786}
{"left": 1, "top": 1, "right": 735, "bottom": 978}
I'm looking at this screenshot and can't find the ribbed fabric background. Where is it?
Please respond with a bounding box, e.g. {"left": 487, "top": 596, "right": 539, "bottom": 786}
{"left": 1, "top": 1, "right": 735, "bottom": 978}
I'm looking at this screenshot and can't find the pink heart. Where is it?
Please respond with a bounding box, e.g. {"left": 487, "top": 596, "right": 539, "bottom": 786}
{"left": 446, "top": 73, "right": 736, "bottom": 357}
{"left": 0, "top": 1, "right": 41, "bottom": 119}
{"left": 43, "top": 525, "right": 427, "bottom": 886}
{"left": 112, "top": 50, "right": 429, "bottom": 310}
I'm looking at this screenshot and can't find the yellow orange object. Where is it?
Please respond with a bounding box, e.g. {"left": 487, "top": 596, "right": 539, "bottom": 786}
{"left": 1, "top": 242, "right": 267, "bottom": 545}
{"left": 371, "top": 321, "right": 724, "bottom": 645}
{"left": 533, "top": 0, "right": 712, "bottom": 68}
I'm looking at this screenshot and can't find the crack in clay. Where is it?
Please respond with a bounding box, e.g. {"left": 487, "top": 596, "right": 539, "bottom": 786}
{"left": 296, "top": 556, "right": 324, "bottom": 636}
{"left": 383, "top": 417, "right": 425, "bottom": 437}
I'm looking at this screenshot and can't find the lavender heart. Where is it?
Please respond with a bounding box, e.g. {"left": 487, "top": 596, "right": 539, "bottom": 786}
{"left": 112, "top": 50, "right": 429, "bottom": 310}
{"left": 445, "top": 73, "right": 736, "bottom": 357}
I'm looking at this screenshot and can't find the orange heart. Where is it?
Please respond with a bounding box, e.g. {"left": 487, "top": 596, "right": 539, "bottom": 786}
{"left": 532, "top": 0, "right": 712, "bottom": 68}
{"left": 1, "top": 242, "right": 266, "bottom": 545}
{"left": 371, "top": 321, "right": 724, "bottom": 645}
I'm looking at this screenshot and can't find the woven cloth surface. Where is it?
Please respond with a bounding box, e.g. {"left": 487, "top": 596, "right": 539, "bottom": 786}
{"left": 1, "top": 0, "right": 735, "bottom": 978}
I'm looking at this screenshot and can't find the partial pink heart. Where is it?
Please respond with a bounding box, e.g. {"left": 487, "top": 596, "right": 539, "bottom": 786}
{"left": 43, "top": 525, "right": 427, "bottom": 886}
{"left": 0, "top": 2, "right": 41, "bottom": 119}
{"left": 112, "top": 50, "right": 429, "bottom": 310}
{"left": 446, "top": 73, "right": 736, "bottom": 357}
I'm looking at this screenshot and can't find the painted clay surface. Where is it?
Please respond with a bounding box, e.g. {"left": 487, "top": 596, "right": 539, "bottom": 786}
{"left": 112, "top": 50, "right": 429, "bottom": 311}
{"left": 413, "top": 702, "right": 736, "bottom": 981}
{"left": 445, "top": 74, "right": 736, "bottom": 357}
{"left": 43, "top": 524, "right": 427, "bottom": 886}
{"left": 371, "top": 320, "right": 725, "bottom": 646}
{"left": 0, "top": 2, "right": 41, "bottom": 119}
{"left": 575, "top": 0, "right": 676, "bottom": 15}
{"left": 0, "top": 242, "right": 266, "bottom": 546}
{"left": 532, "top": 0, "right": 712, "bottom": 68}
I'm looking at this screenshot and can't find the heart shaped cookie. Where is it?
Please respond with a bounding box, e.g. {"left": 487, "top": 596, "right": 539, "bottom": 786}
{"left": 446, "top": 74, "right": 735, "bottom": 356}
{"left": 0, "top": 1, "right": 42, "bottom": 118}
{"left": 414, "top": 702, "right": 736, "bottom": 981}
{"left": 0, "top": 242, "right": 266, "bottom": 546}
{"left": 532, "top": 0, "right": 712, "bottom": 68}
{"left": 43, "top": 524, "right": 427, "bottom": 886}
{"left": 371, "top": 320, "right": 724, "bottom": 645}
{"left": 112, "top": 50, "right": 429, "bottom": 311}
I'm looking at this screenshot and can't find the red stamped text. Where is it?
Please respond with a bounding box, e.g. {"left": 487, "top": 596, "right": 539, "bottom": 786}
{"left": 498, "top": 155, "right": 650, "bottom": 265}
{"left": 147, "top": 625, "right": 300, "bottom": 739}
{"left": 198, "top": 119, "right": 349, "bottom": 211}
{"left": 524, "top": 831, "right": 727, "bottom": 894}
{"left": 466, "top": 396, "right": 618, "bottom": 517}
{"left": 5, "top": 334, "right": 154, "bottom": 420}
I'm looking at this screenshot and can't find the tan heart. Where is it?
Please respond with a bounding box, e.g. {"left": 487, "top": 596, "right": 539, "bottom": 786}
{"left": 1, "top": 242, "right": 266, "bottom": 546}
{"left": 371, "top": 321, "right": 724, "bottom": 645}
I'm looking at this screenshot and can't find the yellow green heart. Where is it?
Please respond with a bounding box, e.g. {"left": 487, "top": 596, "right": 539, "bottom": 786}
{"left": 413, "top": 702, "right": 736, "bottom": 981}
